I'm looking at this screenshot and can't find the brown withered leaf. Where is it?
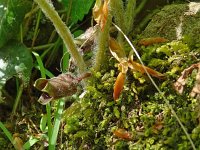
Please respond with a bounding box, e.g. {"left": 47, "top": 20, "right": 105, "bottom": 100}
{"left": 34, "top": 73, "right": 91, "bottom": 105}
{"left": 174, "top": 63, "right": 200, "bottom": 95}
{"left": 75, "top": 25, "right": 98, "bottom": 52}
{"left": 13, "top": 133, "right": 24, "bottom": 150}
{"left": 190, "top": 67, "right": 200, "bottom": 98}
{"left": 113, "top": 72, "right": 126, "bottom": 101}
{"left": 113, "top": 128, "right": 132, "bottom": 140}
{"left": 138, "top": 37, "right": 168, "bottom": 46}
{"left": 152, "top": 121, "right": 164, "bottom": 134}
{"left": 93, "top": 0, "right": 110, "bottom": 30}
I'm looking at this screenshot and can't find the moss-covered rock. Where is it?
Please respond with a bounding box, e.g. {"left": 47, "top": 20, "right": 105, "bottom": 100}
{"left": 141, "top": 2, "right": 200, "bottom": 46}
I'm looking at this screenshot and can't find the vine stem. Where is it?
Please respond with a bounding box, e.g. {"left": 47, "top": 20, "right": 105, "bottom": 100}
{"left": 34, "top": 0, "right": 86, "bottom": 73}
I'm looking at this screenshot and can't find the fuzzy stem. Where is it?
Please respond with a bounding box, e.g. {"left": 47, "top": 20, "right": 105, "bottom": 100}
{"left": 93, "top": 17, "right": 111, "bottom": 71}
{"left": 34, "top": 0, "right": 86, "bottom": 73}
{"left": 110, "top": 0, "right": 124, "bottom": 44}
{"left": 124, "top": 0, "right": 136, "bottom": 35}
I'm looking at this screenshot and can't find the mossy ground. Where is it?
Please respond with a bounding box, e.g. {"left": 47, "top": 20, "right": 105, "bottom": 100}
{"left": 62, "top": 40, "right": 200, "bottom": 149}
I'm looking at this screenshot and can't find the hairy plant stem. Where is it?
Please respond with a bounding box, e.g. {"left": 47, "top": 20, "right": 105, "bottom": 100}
{"left": 124, "top": 0, "right": 136, "bottom": 35}
{"left": 110, "top": 0, "right": 124, "bottom": 44}
{"left": 34, "top": 0, "right": 86, "bottom": 74}
{"left": 93, "top": 17, "right": 111, "bottom": 71}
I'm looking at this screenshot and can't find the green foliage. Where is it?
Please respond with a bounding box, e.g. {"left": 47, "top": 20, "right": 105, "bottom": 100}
{"left": 61, "top": 0, "right": 95, "bottom": 24}
{"left": 0, "top": 42, "right": 33, "bottom": 100}
{"left": 0, "top": 0, "right": 31, "bottom": 48}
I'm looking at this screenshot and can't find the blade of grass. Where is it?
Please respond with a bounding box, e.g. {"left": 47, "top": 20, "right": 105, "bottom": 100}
{"left": 61, "top": 44, "right": 70, "bottom": 73}
{"left": 12, "top": 82, "right": 23, "bottom": 114}
{"left": 0, "top": 121, "right": 13, "bottom": 142}
{"left": 32, "top": 51, "right": 53, "bottom": 145}
{"left": 32, "top": 9, "right": 42, "bottom": 47}
{"left": 113, "top": 23, "right": 196, "bottom": 150}
{"left": 49, "top": 40, "right": 70, "bottom": 149}
{"left": 49, "top": 99, "right": 65, "bottom": 150}
{"left": 23, "top": 136, "right": 39, "bottom": 149}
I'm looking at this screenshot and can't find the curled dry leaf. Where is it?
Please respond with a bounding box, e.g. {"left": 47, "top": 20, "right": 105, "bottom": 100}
{"left": 34, "top": 73, "right": 91, "bottom": 105}
{"left": 93, "top": 0, "right": 110, "bottom": 30}
{"left": 152, "top": 121, "right": 164, "bottom": 134}
{"left": 113, "top": 128, "right": 132, "bottom": 140}
{"left": 113, "top": 72, "right": 126, "bottom": 101}
{"left": 190, "top": 67, "right": 200, "bottom": 98}
{"left": 13, "top": 133, "right": 24, "bottom": 150}
{"left": 173, "top": 63, "right": 200, "bottom": 95}
{"left": 138, "top": 37, "right": 168, "bottom": 46}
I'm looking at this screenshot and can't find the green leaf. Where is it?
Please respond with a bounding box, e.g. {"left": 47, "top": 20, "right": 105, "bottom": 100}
{"left": 0, "top": 41, "right": 33, "bottom": 99}
{"left": 40, "top": 115, "right": 48, "bottom": 132}
{"left": 23, "top": 136, "right": 39, "bottom": 150}
{"left": 114, "top": 106, "right": 120, "bottom": 119}
{"left": 61, "top": 0, "right": 95, "bottom": 24}
{"left": 0, "top": 0, "right": 31, "bottom": 48}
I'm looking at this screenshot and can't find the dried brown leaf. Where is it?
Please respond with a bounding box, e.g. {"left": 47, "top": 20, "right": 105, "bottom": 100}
{"left": 174, "top": 63, "right": 199, "bottom": 94}
{"left": 93, "top": 0, "right": 110, "bottom": 30}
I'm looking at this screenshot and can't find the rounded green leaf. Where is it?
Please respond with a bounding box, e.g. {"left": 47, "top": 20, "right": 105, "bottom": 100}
{"left": 0, "top": 41, "right": 33, "bottom": 99}
{"left": 0, "top": 0, "right": 31, "bottom": 48}
{"left": 61, "top": 0, "right": 95, "bottom": 24}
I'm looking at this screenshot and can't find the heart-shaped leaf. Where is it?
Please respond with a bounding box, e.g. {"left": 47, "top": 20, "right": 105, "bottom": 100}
{"left": 0, "top": 0, "right": 31, "bottom": 48}
{"left": 0, "top": 41, "right": 33, "bottom": 100}
{"left": 61, "top": 0, "right": 95, "bottom": 24}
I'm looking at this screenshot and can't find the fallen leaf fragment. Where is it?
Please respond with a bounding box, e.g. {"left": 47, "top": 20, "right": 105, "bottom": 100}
{"left": 152, "top": 121, "right": 164, "bottom": 134}
{"left": 174, "top": 63, "right": 200, "bottom": 94}
{"left": 190, "top": 64, "right": 200, "bottom": 98}
{"left": 138, "top": 37, "right": 168, "bottom": 46}
{"left": 13, "top": 133, "right": 24, "bottom": 150}
{"left": 113, "top": 128, "right": 132, "bottom": 140}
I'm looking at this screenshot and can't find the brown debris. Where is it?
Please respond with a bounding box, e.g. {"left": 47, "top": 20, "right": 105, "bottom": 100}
{"left": 174, "top": 62, "right": 200, "bottom": 98}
